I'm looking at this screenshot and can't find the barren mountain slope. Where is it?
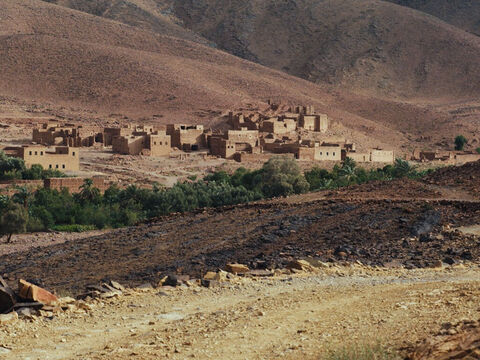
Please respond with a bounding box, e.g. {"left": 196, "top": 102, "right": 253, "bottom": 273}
{"left": 40, "top": 0, "right": 210, "bottom": 45}
{"left": 0, "top": 0, "right": 415, "bottom": 151}
{"left": 1, "top": 0, "right": 477, "bottom": 150}
{"left": 385, "top": 0, "right": 480, "bottom": 36}
{"left": 0, "top": 1, "right": 343, "bottom": 121}
{"left": 171, "top": 0, "right": 480, "bottom": 101}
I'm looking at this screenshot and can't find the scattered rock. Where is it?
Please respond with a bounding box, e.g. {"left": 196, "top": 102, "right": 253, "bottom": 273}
{"left": 100, "top": 291, "right": 121, "bottom": 299}
{"left": 136, "top": 283, "right": 154, "bottom": 290}
{"left": 203, "top": 272, "right": 218, "bottom": 281}
{"left": 109, "top": 281, "right": 125, "bottom": 292}
{"left": 201, "top": 279, "right": 217, "bottom": 288}
{"left": 225, "top": 263, "right": 249, "bottom": 274}
{"left": 18, "top": 279, "right": 58, "bottom": 305}
{"left": 58, "top": 297, "right": 76, "bottom": 305}
{"left": 248, "top": 270, "right": 274, "bottom": 277}
{"left": 0, "top": 311, "right": 18, "bottom": 325}
{"left": 443, "top": 257, "right": 456, "bottom": 265}
{"left": 16, "top": 307, "right": 37, "bottom": 319}
{"left": 408, "top": 327, "right": 480, "bottom": 360}
{"left": 163, "top": 275, "right": 179, "bottom": 287}
{"left": 0, "top": 286, "right": 16, "bottom": 313}
{"left": 286, "top": 260, "right": 315, "bottom": 272}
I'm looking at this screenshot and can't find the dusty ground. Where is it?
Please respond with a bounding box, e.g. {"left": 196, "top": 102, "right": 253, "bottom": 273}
{"left": 79, "top": 148, "right": 226, "bottom": 187}
{"left": 1, "top": 265, "right": 480, "bottom": 359}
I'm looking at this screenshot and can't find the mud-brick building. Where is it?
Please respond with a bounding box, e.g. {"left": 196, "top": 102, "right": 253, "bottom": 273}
{"left": 209, "top": 130, "right": 260, "bottom": 159}
{"left": 290, "top": 105, "right": 316, "bottom": 115}
{"left": 260, "top": 118, "right": 297, "bottom": 134}
{"left": 298, "top": 114, "right": 329, "bottom": 133}
{"left": 166, "top": 124, "right": 206, "bottom": 151}
{"left": 314, "top": 143, "right": 342, "bottom": 161}
{"left": 112, "top": 131, "right": 171, "bottom": 156}
{"left": 229, "top": 113, "right": 260, "bottom": 131}
{"left": 33, "top": 123, "right": 103, "bottom": 147}
{"left": 2, "top": 145, "right": 80, "bottom": 171}
{"left": 346, "top": 148, "right": 395, "bottom": 163}
{"left": 104, "top": 124, "right": 155, "bottom": 147}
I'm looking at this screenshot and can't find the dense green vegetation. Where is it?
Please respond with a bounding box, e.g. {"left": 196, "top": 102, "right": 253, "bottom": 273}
{"left": 0, "top": 156, "right": 431, "bottom": 240}
{"left": 305, "top": 157, "right": 429, "bottom": 191}
{"left": 0, "top": 151, "right": 66, "bottom": 180}
{"left": 454, "top": 135, "right": 468, "bottom": 151}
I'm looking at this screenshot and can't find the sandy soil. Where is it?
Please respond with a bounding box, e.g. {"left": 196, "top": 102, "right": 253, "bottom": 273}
{"left": 1, "top": 265, "right": 480, "bottom": 359}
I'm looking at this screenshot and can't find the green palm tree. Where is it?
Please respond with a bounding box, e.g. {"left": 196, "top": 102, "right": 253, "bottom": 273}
{"left": 79, "top": 179, "right": 100, "bottom": 203}
{"left": 13, "top": 186, "right": 32, "bottom": 209}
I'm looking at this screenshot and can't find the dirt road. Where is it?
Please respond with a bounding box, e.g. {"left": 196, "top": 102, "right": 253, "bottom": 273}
{"left": 1, "top": 265, "right": 480, "bottom": 359}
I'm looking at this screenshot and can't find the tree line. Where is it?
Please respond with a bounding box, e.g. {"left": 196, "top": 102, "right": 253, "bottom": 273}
{"left": 0, "top": 156, "right": 429, "bottom": 241}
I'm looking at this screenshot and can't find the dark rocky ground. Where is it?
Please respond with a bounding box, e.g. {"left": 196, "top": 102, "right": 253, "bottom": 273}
{"left": 1, "top": 198, "right": 480, "bottom": 294}
{"left": 424, "top": 160, "right": 480, "bottom": 198}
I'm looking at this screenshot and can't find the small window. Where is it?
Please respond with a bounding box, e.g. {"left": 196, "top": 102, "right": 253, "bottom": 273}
{"left": 35, "top": 151, "right": 38, "bottom": 155}
{"left": 154, "top": 142, "right": 157, "bottom": 145}
{"left": 40, "top": 151, "right": 43, "bottom": 155}
{"left": 49, "top": 164, "right": 52, "bottom": 169}
{"left": 333, "top": 152, "right": 336, "bottom": 156}
{"left": 56, "top": 164, "right": 59, "bottom": 169}
{"left": 72, "top": 152, "right": 75, "bottom": 156}
{"left": 29, "top": 151, "right": 32, "bottom": 155}
{"left": 326, "top": 152, "right": 329, "bottom": 156}
{"left": 62, "top": 164, "right": 65, "bottom": 169}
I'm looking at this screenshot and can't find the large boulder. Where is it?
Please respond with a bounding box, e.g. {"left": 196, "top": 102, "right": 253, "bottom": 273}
{"left": 18, "top": 280, "right": 58, "bottom": 305}
{"left": 0, "top": 286, "right": 16, "bottom": 313}
{"left": 225, "top": 263, "right": 249, "bottom": 274}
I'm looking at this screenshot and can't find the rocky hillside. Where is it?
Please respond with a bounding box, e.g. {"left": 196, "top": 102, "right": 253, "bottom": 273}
{"left": 386, "top": 0, "right": 480, "bottom": 36}
{"left": 42, "top": 0, "right": 480, "bottom": 102}
{"left": 170, "top": 0, "right": 480, "bottom": 100}
{"left": 40, "top": 0, "right": 210, "bottom": 45}
{"left": 0, "top": 1, "right": 350, "bottom": 123}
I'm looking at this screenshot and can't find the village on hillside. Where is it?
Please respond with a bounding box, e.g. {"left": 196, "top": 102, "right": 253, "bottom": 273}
{"left": 1, "top": 101, "right": 479, "bottom": 194}
{"left": 2, "top": 103, "right": 394, "bottom": 167}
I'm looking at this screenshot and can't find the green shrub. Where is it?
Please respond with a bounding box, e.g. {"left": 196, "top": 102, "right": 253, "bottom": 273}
{"left": 455, "top": 135, "right": 467, "bottom": 151}
{"left": 261, "top": 156, "right": 309, "bottom": 197}
{"left": 26, "top": 217, "right": 46, "bottom": 232}
{"left": 0, "top": 202, "right": 28, "bottom": 242}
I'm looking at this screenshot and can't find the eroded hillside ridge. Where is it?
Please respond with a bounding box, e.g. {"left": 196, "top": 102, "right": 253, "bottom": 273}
{"left": 171, "top": 0, "right": 480, "bottom": 99}
{"left": 386, "top": 0, "right": 480, "bottom": 36}
{"left": 40, "top": 0, "right": 210, "bottom": 44}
